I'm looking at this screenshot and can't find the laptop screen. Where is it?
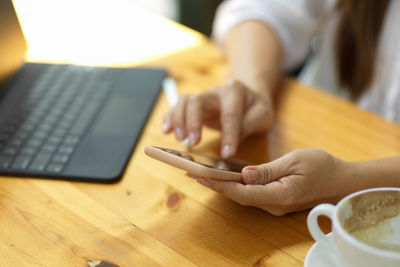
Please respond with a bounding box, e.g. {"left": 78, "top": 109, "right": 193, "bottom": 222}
{"left": 0, "top": 0, "right": 27, "bottom": 85}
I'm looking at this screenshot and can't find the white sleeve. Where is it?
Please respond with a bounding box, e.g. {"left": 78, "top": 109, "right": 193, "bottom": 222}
{"left": 212, "top": 0, "right": 336, "bottom": 71}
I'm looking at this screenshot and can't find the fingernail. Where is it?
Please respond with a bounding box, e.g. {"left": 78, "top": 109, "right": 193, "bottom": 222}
{"left": 226, "top": 78, "right": 234, "bottom": 87}
{"left": 245, "top": 169, "right": 259, "bottom": 184}
{"left": 197, "top": 178, "right": 210, "bottom": 188}
{"left": 189, "top": 132, "right": 198, "bottom": 146}
{"left": 175, "top": 127, "right": 184, "bottom": 140}
{"left": 162, "top": 121, "right": 170, "bottom": 133}
{"left": 222, "top": 145, "right": 232, "bottom": 158}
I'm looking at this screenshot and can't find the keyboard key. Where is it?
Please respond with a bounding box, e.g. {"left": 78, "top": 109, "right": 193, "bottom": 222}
{"left": 50, "top": 107, "right": 65, "bottom": 118}
{"left": 46, "top": 163, "right": 63, "bottom": 173}
{"left": 37, "top": 123, "right": 52, "bottom": 133}
{"left": 64, "top": 135, "right": 80, "bottom": 146}
{"left": 60, "top": 112, "right": 75, "bottom": 122}
{"left": 58, "top": 145, "right": 74, "bottom": 155}
{"left": 0, "top": 157, "right": 12, "bottom": 169}
{"left": 20, "top": 123, "right": 35, "bottom": 133}
{"left": 40, "top": 144, "right": 57, "bottom": 154}
{"left": 32, "top": 131, "right": 47, "bottom": 140}
{"left": 11, "top": 155, "right": 32, "bottom": 170}
{"left": 52, "top": 128, "right": 67, "bottom": 138}
{"left": 14, "top": 130, "right": 29, "bottom": 141}
{"left": 3, "top": 146, "right": 18, "bottom": 156}
{"left": 20, "top": 147, "right": 37, "bottom": 156}
{"left": 9, "top": 138, "right": 23, "bottom": 148}
{"left": 47, "top": 136, "right": 62, "bottom": 145}
{"left": 52, "top": 154, "right": 69, "bottom": 164}
{"left": 43, "top": 115, "right": 58, "bottom": 125}
{"left": 26, "top": 139, "right": 42, "bottom": 148}
{"left": 29, "top": 153, "right": 52, "bottom": 171}
{"left": 25, "top": 115, "right": 41, "bottom": 126}
{"left": 70, "top": 103, "right": 99, "bottom": 135}
{"left": 57, "top": 120, "right": 73, "bottom": 129}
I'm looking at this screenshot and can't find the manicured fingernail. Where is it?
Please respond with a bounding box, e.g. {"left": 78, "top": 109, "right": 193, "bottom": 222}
{"left": 245, "top": 169, "right": 259, "bottom": 184}
{"left": 222, "top": 145, "right": 232, "bottom": 158}
{"left": 197, "top": 178, "right": 210, "bottom": 188}
{"left": 162, "top": 121, "right": 170, "bottom": 133}
{"left": 175, "top": 127, "right": 184, "bottom": 140}
{"left": 189, "top": 132, "right": 198, "bottom": 146}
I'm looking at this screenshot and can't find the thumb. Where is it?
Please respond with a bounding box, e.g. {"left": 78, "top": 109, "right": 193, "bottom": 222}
{"left": 242, "top": 154, "right": 295, "bottom": 185}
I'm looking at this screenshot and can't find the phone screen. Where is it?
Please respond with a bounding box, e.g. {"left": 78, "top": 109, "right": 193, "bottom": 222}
{"left": 157, "top": 147, "right": 248, "bottom": 173}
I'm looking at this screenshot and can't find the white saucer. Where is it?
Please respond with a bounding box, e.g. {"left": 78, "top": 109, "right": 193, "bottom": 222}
{"left": 304, "top": 233, "right": 346, "bottom": 267}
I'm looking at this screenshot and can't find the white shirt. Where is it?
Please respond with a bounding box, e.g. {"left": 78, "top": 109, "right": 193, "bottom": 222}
{"left": 213, "top": 0, "right": 400, "bottom": 122}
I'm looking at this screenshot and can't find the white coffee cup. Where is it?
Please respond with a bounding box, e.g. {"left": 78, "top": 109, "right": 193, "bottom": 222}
{"left": 307, "top": 187, "right": 400, "bottom": 267}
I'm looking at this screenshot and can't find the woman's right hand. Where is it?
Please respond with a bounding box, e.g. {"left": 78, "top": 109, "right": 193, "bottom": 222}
{"left": 162, "top": 80, "right": 274, "bottom": 158}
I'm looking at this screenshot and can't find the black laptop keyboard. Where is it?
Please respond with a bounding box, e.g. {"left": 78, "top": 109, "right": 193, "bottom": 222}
{"left": 0, "top": 65, "right": 114, "bottom": 174}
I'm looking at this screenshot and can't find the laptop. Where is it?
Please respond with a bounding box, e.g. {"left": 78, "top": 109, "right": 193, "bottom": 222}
{"left": 0, "top": 0, "right": 167, "bottom": 182}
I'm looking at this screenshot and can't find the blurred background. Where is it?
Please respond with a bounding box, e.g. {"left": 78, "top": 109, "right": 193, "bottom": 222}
{"left": 13, "top": 0, "right": 222, "bottom": 65}
{"left": 133, "top": 0, "right": 223, "bottom": 36}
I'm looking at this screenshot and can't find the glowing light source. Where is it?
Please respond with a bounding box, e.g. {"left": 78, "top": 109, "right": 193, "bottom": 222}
{"left": 12, "top": 0, "right": 203, "bottom": 66}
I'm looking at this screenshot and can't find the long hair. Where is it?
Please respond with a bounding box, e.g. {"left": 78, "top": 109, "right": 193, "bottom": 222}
{"left": 335, "top": 0, "right": 390, "bottom": 99}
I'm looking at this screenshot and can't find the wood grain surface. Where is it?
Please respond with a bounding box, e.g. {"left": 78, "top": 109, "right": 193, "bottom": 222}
{"left": 2, "top": 2, "right": 400, "bottom": 266}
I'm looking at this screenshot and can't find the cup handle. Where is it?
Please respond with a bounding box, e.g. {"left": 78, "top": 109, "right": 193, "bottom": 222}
{"left": 307, "top": 204, "right": 335, "bottom": 249}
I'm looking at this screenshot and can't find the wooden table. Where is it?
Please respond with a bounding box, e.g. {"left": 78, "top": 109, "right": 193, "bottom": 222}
{"left": 3, "top": 2, "right": 400, "bottom": 266}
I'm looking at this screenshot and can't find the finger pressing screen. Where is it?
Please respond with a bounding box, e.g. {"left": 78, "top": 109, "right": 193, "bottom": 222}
{"left": 186, "top": 95, "right": 203, "bottom": 146}
{"left": 172, "top": 95, "right": 188, "bottom": 140}
{"left": 220, "top": 82, "right": 246, "bottom": 158}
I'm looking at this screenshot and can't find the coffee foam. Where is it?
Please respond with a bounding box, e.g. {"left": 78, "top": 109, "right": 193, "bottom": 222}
{"left": 341, "top": 191, "right": 400, "bottom": 252}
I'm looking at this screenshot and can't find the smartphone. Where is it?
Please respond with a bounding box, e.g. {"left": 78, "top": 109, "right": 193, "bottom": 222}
{"left": 144, "top": 146, "right": 249, "bottom": 181}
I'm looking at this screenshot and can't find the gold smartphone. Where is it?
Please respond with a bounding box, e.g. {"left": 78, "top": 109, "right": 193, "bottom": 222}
{"left": 144, "top": 146, "right": 249, "bottom": 181}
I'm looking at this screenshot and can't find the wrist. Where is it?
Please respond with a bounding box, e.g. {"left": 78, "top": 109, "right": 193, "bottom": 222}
{"left": 338, "top": 159, "right": 400, "bottom": 195}
{"left": 227, "top": 77, "right": 273, "bottom": 104}
{"left": 330, "top": 159, "right": 366, "bottom": 201}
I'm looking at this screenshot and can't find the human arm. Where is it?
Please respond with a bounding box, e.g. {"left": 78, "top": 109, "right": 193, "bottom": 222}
{"left": 162, "top": 0, "right": 333, "bottom": 157}
{"left": 163, "top": 20, "right": 283, "bottom": 158}
{"left": 225, "top": 20, "right": 282, "bottom": 105}
{"left": 194, "top": 149, "right": 400, "bottom": 215}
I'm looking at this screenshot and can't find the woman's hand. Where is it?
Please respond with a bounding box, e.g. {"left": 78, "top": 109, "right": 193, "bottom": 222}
{"left": 162, "top": 80, "right": 274, "bottom": 158}
{"left": 194, "top": 149, "right": 353, "bottom": 215}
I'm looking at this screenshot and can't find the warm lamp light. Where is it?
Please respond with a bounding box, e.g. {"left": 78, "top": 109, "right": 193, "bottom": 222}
{"left": 12, "top": 0, "right": 203, "bottom": 66}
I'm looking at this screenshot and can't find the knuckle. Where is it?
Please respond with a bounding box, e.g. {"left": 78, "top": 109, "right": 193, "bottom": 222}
{"left": 286, "top": 152, "right": 300, "bottom": 168}
{"left": 171, "top": 111, "right": 184, "bottom": 126}
{"left": 221, "top": 111, "right": 241, "bottom": 122}
{"left": 259, "top": 165, "right": 272, "bottom": 184}
{"left": 222, "top": 81, "right": 246, "bottom": 97}
{"left": 188, "top": 94, "right": 200, "bottom": 103}
{"left": 187, "top": 117, "right": 201, "bottom": 127}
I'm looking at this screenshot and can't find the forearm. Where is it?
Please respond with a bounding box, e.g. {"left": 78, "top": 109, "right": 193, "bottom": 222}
{"left": 224, "top": 20, "right": 283, "bottom": 101}
{"left": 342, "top": 156, "right": 400, "bottom": 193}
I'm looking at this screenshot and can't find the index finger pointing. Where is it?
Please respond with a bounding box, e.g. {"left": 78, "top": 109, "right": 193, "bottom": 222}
{"left": 220, "top": 81, "right": 246, "bottom": 158}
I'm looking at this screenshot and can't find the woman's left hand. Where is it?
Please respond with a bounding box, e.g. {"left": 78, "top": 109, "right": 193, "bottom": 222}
{"left": 195, "top": 148, "right": 354, "bottom": 215}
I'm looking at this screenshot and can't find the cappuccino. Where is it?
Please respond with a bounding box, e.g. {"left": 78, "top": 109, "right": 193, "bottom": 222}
{"left": 341, "top": 191, "right": 400, "bottom": 252}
